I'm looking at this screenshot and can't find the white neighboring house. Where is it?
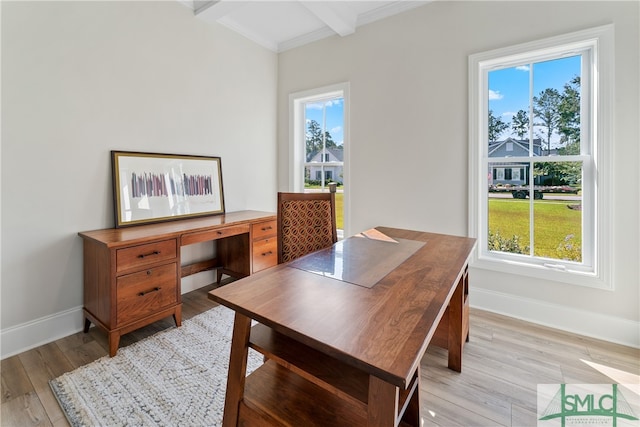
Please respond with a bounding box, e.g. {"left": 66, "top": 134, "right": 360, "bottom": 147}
{"left": 306, "top": 147, "right": 344, "bottom": 184}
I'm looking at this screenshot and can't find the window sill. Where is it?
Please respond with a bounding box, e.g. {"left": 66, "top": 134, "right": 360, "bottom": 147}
{"left": 471, "top": 255, "right": 611, "bottom": 290}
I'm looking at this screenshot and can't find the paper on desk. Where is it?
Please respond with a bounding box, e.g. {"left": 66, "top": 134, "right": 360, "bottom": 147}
{"left": 359, "top": 228, "right": 398, "bottom": 243}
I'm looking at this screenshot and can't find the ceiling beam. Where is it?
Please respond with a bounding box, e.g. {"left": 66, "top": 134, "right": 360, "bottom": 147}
{"left": 194, "top": 0, "right": 247, "bottom": 23}
{"left": 300, "top": 1, "right": 357, "bottom": 37}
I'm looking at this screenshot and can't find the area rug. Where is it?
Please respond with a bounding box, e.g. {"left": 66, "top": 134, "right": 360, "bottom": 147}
{"left": 50, "top": 305, "right": 263, "bottom": 427}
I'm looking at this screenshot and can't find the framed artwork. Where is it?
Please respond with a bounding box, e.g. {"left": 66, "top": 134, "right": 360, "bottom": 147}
{"left": 111, "top": 151, "right": 225, "bottom": 228}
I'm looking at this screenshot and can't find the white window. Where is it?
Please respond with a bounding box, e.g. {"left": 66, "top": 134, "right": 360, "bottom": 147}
{"left": 469, "top": 25, "right": 613, "bottom": 289}
{"left": 290, "top": 83, "right": 350, "bottom": 237}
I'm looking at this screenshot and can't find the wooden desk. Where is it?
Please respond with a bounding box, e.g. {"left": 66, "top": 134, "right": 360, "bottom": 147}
{"left": 79, "top": 210, "right": 277, "bottom": 357}
{"left": 209, "top": 227, "right": 476, "bottom": 426}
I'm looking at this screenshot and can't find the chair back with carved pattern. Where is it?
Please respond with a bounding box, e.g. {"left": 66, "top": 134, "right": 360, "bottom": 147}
{"left": 277, "top": 192, "right": 338, "bottom": 264}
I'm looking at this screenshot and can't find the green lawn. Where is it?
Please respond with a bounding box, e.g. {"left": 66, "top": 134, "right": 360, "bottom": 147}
{"left": 488, "top": 198, "right": 582, "bottom": 260}
{"left": 335, "top": 192, "right": 343, "bottom": 230}
{"left": 307, "top": 188, "right": 578, "bottom": 260}
{"left": 303, "top": 186, "right": 344, "bottom": 230}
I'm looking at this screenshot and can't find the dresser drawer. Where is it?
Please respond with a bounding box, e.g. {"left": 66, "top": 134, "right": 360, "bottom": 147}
{"left": 181, "top": 224, "right": 250, "bottom": 246}
{"left": 252, "top": 220, "right": 276, "bottom": 241}
{"left": 253, "top": 237, "right": 277, "bottom": 273}
{"left": 116, "top": 239, "right": 177, "bottom": 273}
{"left": 116, "top": 263, "right": 178, "bottom": 325}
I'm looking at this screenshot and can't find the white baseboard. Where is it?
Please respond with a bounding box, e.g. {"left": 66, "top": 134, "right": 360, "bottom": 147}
{"left": 470, "top": 287, "right": 640, "bottom": 349}
{"left": 4, "top": 284, "right": 637, "bottom": 360}
{"left": 180, "top": 271, "right": 218, "bottom": 294}
{"left": 1, "top": 306, "right": 85, "bottom": 360}
{"left": 1, "top": 275, "right": 219, "bottom": 360}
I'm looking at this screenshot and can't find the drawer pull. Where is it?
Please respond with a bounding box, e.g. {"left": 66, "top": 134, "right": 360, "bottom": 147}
{"left": 217, "top": 231, "right": 224, "bottom": 235}
{"left": 138, "top": 250, "right": 160, "bottom": 259}
{"left": 262, "top": 251, "right": 273, "bottom": 256}
{"left": 138, "top": 287, "right": 161, "bottom": 297}
{"left": 261, "top": 226, "right": 273, "bottom": 231}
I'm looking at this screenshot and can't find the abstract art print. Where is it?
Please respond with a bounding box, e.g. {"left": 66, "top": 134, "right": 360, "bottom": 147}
{"left": 112, "top": 151, "right": 224, "bottom": 227}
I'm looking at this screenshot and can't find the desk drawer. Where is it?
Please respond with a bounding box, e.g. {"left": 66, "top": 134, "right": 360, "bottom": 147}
{"left": 252, "top": 220, "right": 276, "bottom": 240}
{"left": 253, "top": 237, "right": 277, "bottom": 272}
{"left": 116, "top": 263, "right": 178, "bottom": 325}
{"left": 181, "top": 224, "right": 250, "bottom": 246}
{"left": 116, "top": 239, "right": 177, "bottom": 273}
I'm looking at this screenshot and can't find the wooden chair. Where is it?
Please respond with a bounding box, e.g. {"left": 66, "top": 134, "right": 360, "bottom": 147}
{"left": 277, "top": 192, "right": 338, "bottom": 264}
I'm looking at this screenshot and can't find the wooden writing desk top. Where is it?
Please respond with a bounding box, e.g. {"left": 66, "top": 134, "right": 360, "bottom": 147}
{"left": 210, "top": 227, "right": 476, "bottom": 389}
{"left": 78, "top": 210, "right": 275, "bottom": 247}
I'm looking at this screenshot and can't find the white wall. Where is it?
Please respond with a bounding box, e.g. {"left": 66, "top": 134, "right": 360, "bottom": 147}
{"left": 277, "top": 1, "right": 639, "bottom": 346}
{"left": 1, "top": 1, "right": 278, "bottom": 358}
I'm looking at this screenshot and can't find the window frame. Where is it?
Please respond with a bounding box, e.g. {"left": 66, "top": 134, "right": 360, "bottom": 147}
{"left": 468, "top": 25, "right": 613, "bottom": 289}
{"left": 289, "top": 82, "right": 350, "bottom": 237}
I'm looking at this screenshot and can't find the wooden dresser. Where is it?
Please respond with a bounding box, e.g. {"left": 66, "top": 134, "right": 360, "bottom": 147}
{"left": 78, "top": 210, "right": 277, "bottom": 357}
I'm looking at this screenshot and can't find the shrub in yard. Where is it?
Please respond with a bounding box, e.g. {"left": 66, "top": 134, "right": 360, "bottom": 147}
{"left": 555, "top": 234, "right": 582, "bottom": 262}
{"left": 488, "top": 229, "right": 530, "bottom": 254}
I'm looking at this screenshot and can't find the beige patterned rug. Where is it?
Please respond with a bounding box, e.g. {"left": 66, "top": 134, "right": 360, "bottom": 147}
{"left": 50, "top": 305, "right": 262, "bottom": 427}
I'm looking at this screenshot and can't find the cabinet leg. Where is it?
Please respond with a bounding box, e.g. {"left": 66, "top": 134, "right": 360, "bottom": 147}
{"left": 173, "top": 305, "right": 182, "bottom": 327}
{"left": 83, "top": 318, "right": 91, "bottom": 333}
{"left": 108, "top": 332, "right": 121, "bottom": 357}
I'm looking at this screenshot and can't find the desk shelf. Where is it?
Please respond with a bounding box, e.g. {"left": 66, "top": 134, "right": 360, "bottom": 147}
{"left": 242, "top": 361, "right": 366, "bottom": 426}
{"left": 248, "top": 324, "right": 419, "bottom": 426}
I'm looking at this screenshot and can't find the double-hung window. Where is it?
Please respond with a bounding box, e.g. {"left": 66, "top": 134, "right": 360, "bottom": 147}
{"left": 290, "top": 83, "right": 350, "bottom": 238}
{"left": 469, "top": 25, "right": 613, "bottom": 288}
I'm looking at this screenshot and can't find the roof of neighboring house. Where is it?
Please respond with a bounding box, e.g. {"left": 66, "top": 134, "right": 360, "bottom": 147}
{"left": 488, "top": 137, "right": 549, "bottom": 157}
{"left": 307, "top": 146, "right": 344, "bottom": 162}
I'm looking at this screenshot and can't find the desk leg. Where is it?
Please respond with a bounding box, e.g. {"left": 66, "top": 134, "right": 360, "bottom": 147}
{"left": 400, "top": 368, "right": 421, "bottom": 426}
{"left": 447, "top": 273, "right": 464, "bottom": 372}
{"left": 221, "top": 312, "right": 252, "bottom": 427}
{"left": 367, "top": 376, "right": 397, "bottom": 426}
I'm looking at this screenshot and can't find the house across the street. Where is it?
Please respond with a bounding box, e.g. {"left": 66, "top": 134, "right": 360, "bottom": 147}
{"left": 306, "top": 146, "right": 344, "bottom": 184}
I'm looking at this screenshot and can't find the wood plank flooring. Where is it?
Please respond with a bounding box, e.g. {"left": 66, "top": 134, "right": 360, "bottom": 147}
{"left": 2, "top": 282, "right": 639, "bottom": 426}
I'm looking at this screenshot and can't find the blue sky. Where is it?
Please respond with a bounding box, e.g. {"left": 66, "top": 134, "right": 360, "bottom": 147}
{"left": 305, "top": 98, "right": 344, "bottom": 146}
{"left": 489, "top": 55, "right": 581, "bottom": 144}
{"left": 301, "top": 57, "right": 580, "bottom": 148}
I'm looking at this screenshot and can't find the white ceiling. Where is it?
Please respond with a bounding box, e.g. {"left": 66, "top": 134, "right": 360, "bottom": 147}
{"left": 179, "top": 1, "right": 429, "bottom": 52}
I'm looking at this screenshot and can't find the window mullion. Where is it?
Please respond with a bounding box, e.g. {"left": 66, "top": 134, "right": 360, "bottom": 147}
{"left": 528, "top": 61, "right": 535, "bottom": 157}
{"left": 529, "top": 159, "right": 535, "bottom": 257}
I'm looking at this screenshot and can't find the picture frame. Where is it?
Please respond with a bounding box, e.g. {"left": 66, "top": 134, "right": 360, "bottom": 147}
{"left": 111, "top": 151, "right": 225, "bottom": 228}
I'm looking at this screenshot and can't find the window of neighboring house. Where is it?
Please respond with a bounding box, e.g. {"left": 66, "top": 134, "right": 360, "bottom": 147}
{"left": 469, "top": 25, "right": 613, "bottom": 288}
{"left": 290, "top": 83, "right": 350, "bottom": 238}
{"left": 513, "top": 168, "right": 521, "bottom": 181}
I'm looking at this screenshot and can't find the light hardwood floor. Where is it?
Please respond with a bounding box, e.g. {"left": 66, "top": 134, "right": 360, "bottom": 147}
{"left": 2, "top": 283, "right": 639, "bottom": 427}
